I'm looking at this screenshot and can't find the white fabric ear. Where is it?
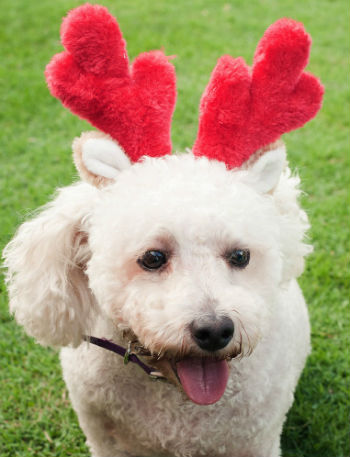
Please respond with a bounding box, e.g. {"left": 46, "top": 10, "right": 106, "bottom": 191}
{"left": 82, "top": 138, "right": 131, "bottom": 179}
{"left": 241, "top": 143, "right": 287, "bottom": 194}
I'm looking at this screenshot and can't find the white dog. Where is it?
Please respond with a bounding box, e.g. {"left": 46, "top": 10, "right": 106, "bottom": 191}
{"left": 3, "top": 7, "right": 323, "bottom": 457}
{"left": 4, "top": 134, "right": 311, "bottom": 457}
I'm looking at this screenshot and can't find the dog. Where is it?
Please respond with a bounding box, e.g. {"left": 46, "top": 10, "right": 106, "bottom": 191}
{"left": 3, "top": 5, "right": 323, "bottom": 457}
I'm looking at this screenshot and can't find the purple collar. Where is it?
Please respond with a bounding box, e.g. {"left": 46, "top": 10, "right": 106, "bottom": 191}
{"left": 83, "top": 335, "right": 166, "bottom": 380}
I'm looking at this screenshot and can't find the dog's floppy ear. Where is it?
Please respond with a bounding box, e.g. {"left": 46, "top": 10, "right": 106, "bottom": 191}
{"left": 73, "top": 131, "right": 131, "bottom": 187}
{"left": 238, "top": 141, "right": 287, "bottom": 194}
{"left": 3, "top": 183, "right": 98, "bottom": 347}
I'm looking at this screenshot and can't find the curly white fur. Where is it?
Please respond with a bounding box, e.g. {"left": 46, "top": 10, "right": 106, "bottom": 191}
{"left": 3, "top": 138, "right": 311, "bottom": 457}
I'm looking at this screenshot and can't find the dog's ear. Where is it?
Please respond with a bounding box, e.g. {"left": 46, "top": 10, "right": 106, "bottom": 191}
{"left": 73, "top": 131, "right": 131, "bottom": 187}
{"left": 3, "top": 183, "right": 98, "bottom": 347}
{"left": 238, "top": 141, "right": 287, "bottom": 194}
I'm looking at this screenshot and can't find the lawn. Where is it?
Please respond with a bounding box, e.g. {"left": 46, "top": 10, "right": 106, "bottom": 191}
{"left": 0, "top": 0, "right": 349, "bottom": 456}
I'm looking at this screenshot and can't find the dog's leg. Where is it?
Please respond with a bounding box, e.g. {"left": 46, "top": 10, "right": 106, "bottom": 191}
{"left": 253, "top": 435, "right": 281, "bottom": 457}
{"left": 255, "top": 438, "right": 281, "bottom": 457}
{"left": 269, "top": 439, "right": 281, "bottom": 457}
{"left": 75, "top": 406, "right": 134, "bottom": 457}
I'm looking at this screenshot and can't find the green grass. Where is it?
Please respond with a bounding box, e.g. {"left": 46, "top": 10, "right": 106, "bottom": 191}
{"left": 0, "top": 0, "right": 349, "bottom": 456}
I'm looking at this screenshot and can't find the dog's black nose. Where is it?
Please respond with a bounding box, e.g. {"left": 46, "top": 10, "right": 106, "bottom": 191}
{"left": 190, "top": 316, "right": 234, "bottom": 352}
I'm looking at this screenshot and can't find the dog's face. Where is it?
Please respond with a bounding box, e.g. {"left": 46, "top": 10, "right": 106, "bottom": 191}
{"left": 83, "top": 148, "right": 301, "bottom": 404}
{"left": 88, "top": 154, "right": 281, "bottom": 354}
{"left": 4, "top": 135, "right": 311, "bottom": 405}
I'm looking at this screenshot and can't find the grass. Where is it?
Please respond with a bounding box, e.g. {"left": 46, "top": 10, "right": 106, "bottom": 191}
{"left": 0, "top": 0, "right": 349, "bottom": 456}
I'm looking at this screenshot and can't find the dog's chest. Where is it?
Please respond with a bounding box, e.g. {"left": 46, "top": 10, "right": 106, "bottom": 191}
{"left": 60, "top": 283, "right": 310, "bottom": 456}
{"left": 61, "top": 343, "right": 290, "bottom": 456}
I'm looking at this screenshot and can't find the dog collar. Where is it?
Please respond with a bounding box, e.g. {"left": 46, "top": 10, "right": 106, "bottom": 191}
{"left": 83, "top": 335, "right": 166, "bottom": 380}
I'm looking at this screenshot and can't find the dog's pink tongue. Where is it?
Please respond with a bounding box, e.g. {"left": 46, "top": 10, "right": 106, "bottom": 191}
{"left": 176, "top": 358, "right": 229, "bottom": 405}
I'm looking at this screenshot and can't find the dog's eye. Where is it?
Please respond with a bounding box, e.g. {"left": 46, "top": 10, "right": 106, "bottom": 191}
{"left": 138, "top": 250, "right": 167, "bottom": 271}
{"left": 226, "top": 249, "right": 250, "bottom": 269}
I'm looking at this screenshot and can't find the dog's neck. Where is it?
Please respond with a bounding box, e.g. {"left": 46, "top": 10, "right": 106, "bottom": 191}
{"left": 83, "top": 334, "right": 167, "bottom": 381}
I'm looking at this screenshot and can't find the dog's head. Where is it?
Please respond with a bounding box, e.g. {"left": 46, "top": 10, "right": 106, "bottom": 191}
{"left": 82, "top": 133, "right": 315, "bottom": 404}
{"left": 3, "top": 133, "right": 311, "bottom": 404}
{"left": 3, "top": 6, "right": 322, "bottom": 405}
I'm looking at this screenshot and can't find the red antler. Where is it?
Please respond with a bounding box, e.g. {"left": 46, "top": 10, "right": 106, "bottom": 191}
{"left": 45, "top": 4, "right": 176, "bottom": 162}
{"left": 193, "top": 19, "right": 324, "bottom": 168}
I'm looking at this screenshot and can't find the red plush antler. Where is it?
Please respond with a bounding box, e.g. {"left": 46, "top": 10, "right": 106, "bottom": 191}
{"left": 45, "top": 4, "right": 176, "bottom": 162}
{"left": 193, "top": 19, "right": 324, "bottom": 168}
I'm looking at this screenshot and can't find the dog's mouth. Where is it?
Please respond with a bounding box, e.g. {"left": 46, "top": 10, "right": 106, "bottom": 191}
{"left": 123, "top": 334, "right": 236, "bottom": 405}
{"left": 138, "top": 348, "right": 231, "bottom": 405}
{"left": 175, "top": 357, "right": 229, "bottom": 405}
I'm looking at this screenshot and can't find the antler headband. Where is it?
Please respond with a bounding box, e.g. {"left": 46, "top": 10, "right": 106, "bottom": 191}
{"left": 45, "top": 4, "right": 176, "bottom": 163}
{"left": 46, "top": 5, "right": 323, "bottom": 169}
